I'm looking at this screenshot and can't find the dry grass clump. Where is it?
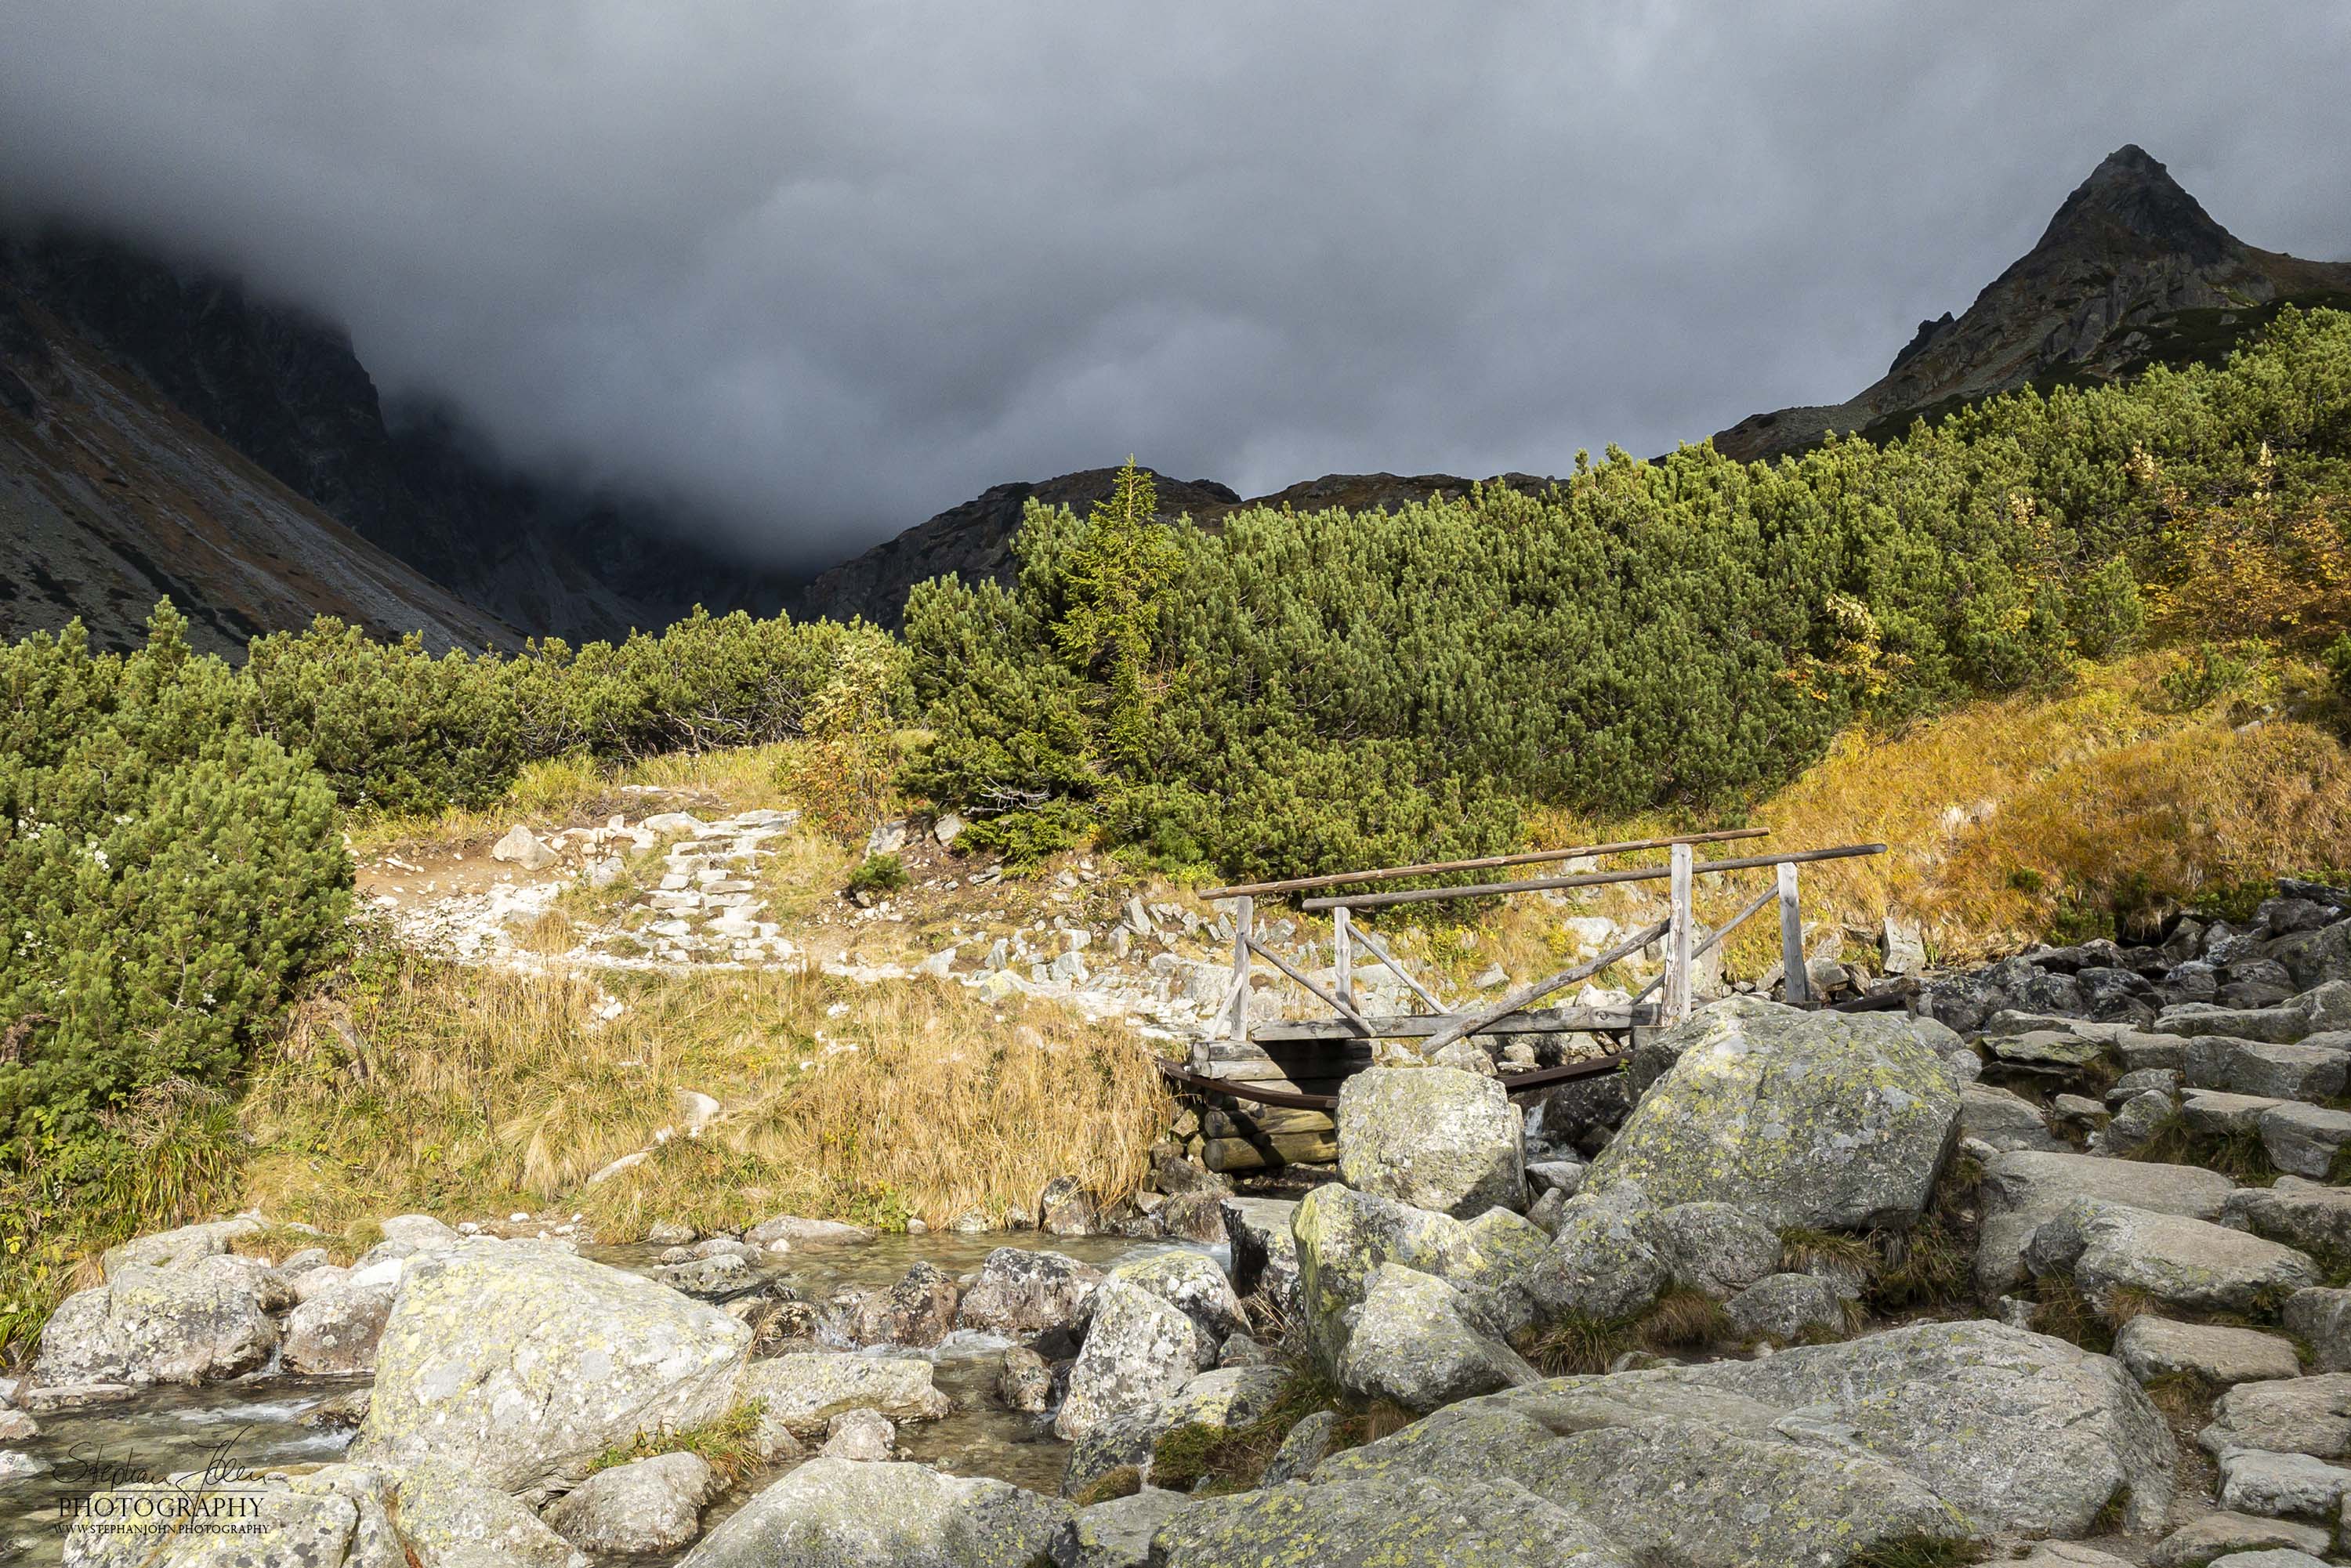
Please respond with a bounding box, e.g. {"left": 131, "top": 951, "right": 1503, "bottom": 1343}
{"left": 241, "top": 947, "right": 1172, "bottom": 1237}
{"left": 589, "top": 1401, "right": 770, "bottom": 1490}
{"left": 346, "top": 744, "right": 801, "bottom": 860}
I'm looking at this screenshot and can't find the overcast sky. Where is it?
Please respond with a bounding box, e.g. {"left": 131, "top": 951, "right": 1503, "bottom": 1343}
{"left": 3, "top": 2, "right": 2347, "bottom": 570}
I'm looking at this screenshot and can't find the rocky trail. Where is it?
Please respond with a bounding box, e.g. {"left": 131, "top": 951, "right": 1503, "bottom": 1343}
{"left": 11, "top": 874, "right": 2351, "bottom": 1564}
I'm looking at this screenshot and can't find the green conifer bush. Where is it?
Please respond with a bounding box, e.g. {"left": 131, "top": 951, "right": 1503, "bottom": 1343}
{"left": 0, "top": 607, "right": 350, "bottom": 1150}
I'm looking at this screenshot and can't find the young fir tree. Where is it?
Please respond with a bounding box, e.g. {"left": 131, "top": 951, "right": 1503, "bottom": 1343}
{"left": 1052, "top": 459, "right": 1184, "bottom": 772}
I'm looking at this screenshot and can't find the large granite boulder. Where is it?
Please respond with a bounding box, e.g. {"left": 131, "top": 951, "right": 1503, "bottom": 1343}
{"left": 953, "top": 1248, "right": 1104, "bottom": 1339}
{"left": 2273, "top": 919, "right": 2351, "bottom": 992}
{"left": 1646, "top": 1200, "right": 1780, "bottom": 1299}
{"left": 737, "top": 1351, "right": 954, "bottom": 1437}
{"left": 1150, "top": 1473, "right": 1636, "bottom": 1567}
{"left": 2200, "top": 1374, "right": 2351, "bottom": 1460}
{"left": 1335, "top": 1066, "right": 1525, "bottom": 1219}
{"left": 1522, "top": 1192, "right": 1668, "bottom": 1324}
{"left": 676, "top": 1458, "right": 1067, "bottom": 1568}
{"left": 2113, "top": 1316, "right": 2302, "bottom": 1387}
{"left": 283, "top": 1280, "right": 396, "bottom": 1376}
{"left": 1310, "top": 1376, "right": 1971, "bottom": 1566}
{"left": 1579, "top": 997, "right": 1960, "bottom": 1231}
{"left": 2259, "top": 1101, "right": 2351, "bottom": 1179}
{"left": 1106, "top": 1251, "right": 1244, "bottom": 1367}
{"left": 1060, "top": 1365, "right": 1289, "bottom": 1498}
{"left": 2025, "top": 1200, "right": 2320, "bottom": 1316}
{"left": 1334, "top": 1265, "right": 1541, "bottom": 1413}
{"left": 2150, "top": 982, "right": 2351, "bottom": 1044}
{"left": 1049, "top": 1487, "right": 1194, "bottom": 1567}
{"left": 1677, "top": 1320, "right": 2176, "bottom": 1535}
{"left": 99, "top": 1218, "right": 265, "bottom": 1280}
{"left": 2184, "top": 1035, "right": 2351, "bottom": 1101}
{"left": 1291, "top": 1184, "right": 1515, "bottom": 1370}
{"left": 843, "top": 1261, "right": 960, "bottom": 1348}
{"left": 1975, "top": 1149, "right": 2236, "bottom": 1300}
{"left": 352, "top": 1242, "right": 750, "bottom": 1499}
{"left": 32, "top": 1256, "right": 279, "bottom": 1388}
{"left": 545, "top": 1452, "right": 718, "bottom": 1555}
{"left": 1053, "top": 1280, "right": 1198, "bottom": 1441}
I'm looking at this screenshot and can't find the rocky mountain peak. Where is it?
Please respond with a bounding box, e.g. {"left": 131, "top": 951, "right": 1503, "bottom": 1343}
{"left": 2030, "top": 143, "right": 2241, "bottom": 268}
{"left": 1714, "top": 146, "right": 2351, "bottom": 462}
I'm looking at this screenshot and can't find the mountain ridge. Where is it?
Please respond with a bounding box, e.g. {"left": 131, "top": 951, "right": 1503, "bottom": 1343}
{"left": 1, "top": 227, "right": 792, "bottom": 646}
{"left": 1713, "top": 145, "right": 2351, "bottom": 460}
{"left": 0, "top": 278, "right": 517, "bottom": 658}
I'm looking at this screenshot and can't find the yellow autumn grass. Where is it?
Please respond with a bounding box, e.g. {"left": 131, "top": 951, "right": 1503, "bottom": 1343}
{"left": 345, "top": 744, "right": 801, "bottom": 858}
{"left": 239, "top": 952, "right": 1172, "bottom": 1240}
{"left": 1352, "top": 646, "right": 2349, "bottom": 986}
{"left": 1732, "top": 647, "right": 2351, "bottom": 967}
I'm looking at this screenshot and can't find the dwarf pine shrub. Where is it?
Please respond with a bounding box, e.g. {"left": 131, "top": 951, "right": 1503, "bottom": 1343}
{"left": 0, "top": 606, "right": 351, "bottom": 1150}
{"left": 907, "top": 311, "right": 2351, "bottom": 876}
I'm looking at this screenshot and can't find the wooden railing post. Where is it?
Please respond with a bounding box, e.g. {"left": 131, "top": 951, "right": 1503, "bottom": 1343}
{"left": 1228, "top": 895, "right": 1254, "bottom": 1041}
{"left": 1332, "top": 906, "right": 1353, "bottom": 1015}
{"left": 1778, "top": 860, "right": 1809, "bottom": 1006}
{"left": 1666, "top": 842, "right": 1694, "bottom": 1025}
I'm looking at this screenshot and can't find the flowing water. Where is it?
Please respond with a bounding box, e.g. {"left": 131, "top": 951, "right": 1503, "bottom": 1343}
{"left": 0, "top": 1231, "right": 1219, "bottom": 1566}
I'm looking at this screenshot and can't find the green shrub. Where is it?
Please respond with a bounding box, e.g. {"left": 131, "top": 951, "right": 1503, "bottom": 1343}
{"left": 902, "top": 312, "right": 2351, "bottom": 879}
{"left": 0, "top": 607, "right": 351, "bottom": 1152}
{"left": 846, "top": 853, "right": 907, "bottom": 895}
{"left": 243, "top": 618, "right": 524, "bottom": 813}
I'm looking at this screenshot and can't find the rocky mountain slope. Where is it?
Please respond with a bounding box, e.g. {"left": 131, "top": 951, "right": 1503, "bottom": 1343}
{"left": 0, "top": 274, "right": 514, "bottom": 658}
{"left": 1, "top": 228, "right": 787, "bottom": 648}
{"left": 790, "top": 467, "right": 1552, "bottom": 629}
{"left": 1715, "top": 145, "right": 2351, "bottom": 461}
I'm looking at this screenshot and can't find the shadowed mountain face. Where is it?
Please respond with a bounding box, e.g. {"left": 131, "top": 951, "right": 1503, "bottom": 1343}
{"left": 0, "top": 265, "right": 515, "bottom": 659}
{"left": 1714, "top": 146, "right": 2351, "bottom": 461}
{"left": 0, "top": 228, "right": 788, "bottom": 650}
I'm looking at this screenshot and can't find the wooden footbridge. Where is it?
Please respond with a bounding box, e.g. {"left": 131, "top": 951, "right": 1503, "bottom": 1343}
{"left": 1161, "top": 831, "right": 1886, "bottom": 1131}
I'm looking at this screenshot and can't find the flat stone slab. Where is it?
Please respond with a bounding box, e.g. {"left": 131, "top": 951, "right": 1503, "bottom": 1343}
{"left": 2259, "top": 1103, "right": 2351, "bottom": 1179}
{"left": 2224, "top": 1179, "right": 2351, "bottom": 1263}
{"left": 1961, "top": 1083, "right": 2063, "bottom": 1152}
{"left": 2186, "top": 1037, "right": 2351, "bottom": 1102}
{"left": 2203, "top": 1374, "right": 2351, "bottom": 1461}
{"left": 1976, "top": 1149, "right": 2236, "bottom": 1299}
{"left": 2114, "top": 1316, "right": 2301, "bottom": 1387}
{"left": 2028, "top": 1203, "right": 2320, "bottom": 1316}
{"left": 1989, "top": 1030, "right": 2113, "bottom": 1070}
{"left": 2183, "top": 1090, "right": 2289, "bottom": 1136}
{"left": 2218, "top": 1447, "right": 2351, "bottom": 1521}
{"left": 2150, "top": 1512, "right": 2331, "bottom": 1567}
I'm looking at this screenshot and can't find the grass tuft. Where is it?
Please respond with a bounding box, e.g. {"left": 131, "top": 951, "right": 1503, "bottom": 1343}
{"left": 589, "top": 1400, "right": 769, "bottom": 1490}
{"left": 1070, "top": 1466, "right": 1143, "bottom": 1506}
{"left": 1850, "top": 1535, "right": 1986, "bottom": 1568}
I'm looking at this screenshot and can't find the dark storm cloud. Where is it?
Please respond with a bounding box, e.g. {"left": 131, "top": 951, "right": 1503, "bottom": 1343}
{"left": 3, "top": 2, "right": 2347, "bottom": 569}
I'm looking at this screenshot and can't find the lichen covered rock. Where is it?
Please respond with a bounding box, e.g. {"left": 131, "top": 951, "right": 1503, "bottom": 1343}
{"left": 674, "top": 1458, "right": 1067, "bottom": 1568}
{"left": 1150, "top": 1473, "right": 1636, "bottom": 1567}
{"left": 1053, "top": 1280, "right": 1198, "bottom": 1441}
{"left": 1335, "top": 1066, "right": 1525, "bottom": 1219}
{"left": 1334, "top": 1264, "right": 1540, "bottom": 1413}
{"left": 1579, "top": 997, "right": 1960, "bottom": 1232}
{"left": 545, "top": 1453, "right": 718, "bottom": 1555}
{"left": 737, "top": 1350, "right": 954, "bottom": 1437}
{"left": 351, "top": 1241, "right": 750, "bottom": 1498}
{"left": 953, "top": 1248, "right": 1104, "bottom": 1339}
